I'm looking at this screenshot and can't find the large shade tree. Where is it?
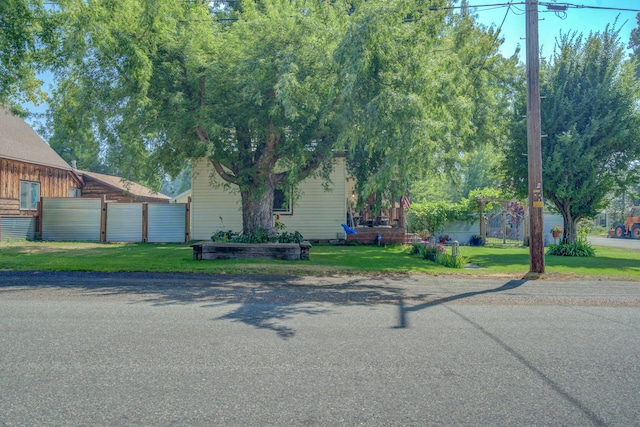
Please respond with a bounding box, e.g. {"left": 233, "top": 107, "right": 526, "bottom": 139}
{"left": 336, "top": 2, "right": 519, "bottom": 203}
{"left": 43, "top": 0, "right": 350, "bottom": 233}
{"left": 629, "top": 12, "right": 640, "bottom": 78}
{"left": 0, "top": 0, "right": 58, "bottom": 113}
{"left": 9, "top": 0, "right": 521, "bottom": 235}
{"left": 503, "top": 26, "right": 640, "bottom": 243}
{"left": 411, "top": 143, "right": 506, "bottom": 203}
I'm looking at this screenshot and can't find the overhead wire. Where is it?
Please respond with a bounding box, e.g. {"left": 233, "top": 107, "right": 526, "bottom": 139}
{"left": 429, "top": 2, "right": 640, "bottom": 13}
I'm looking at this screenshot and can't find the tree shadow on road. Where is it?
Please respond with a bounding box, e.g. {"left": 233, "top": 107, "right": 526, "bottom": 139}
{"left": 0, "top": 271, "right": 526, "bottom": 339}
{"left": 395, "top": 279, "right": 527, "bottom": 328}
{"left": 0, "top": 272, "right": 609, "bottom": 425}
{"left": 192, "top": 279, "right": 411, "bottom": 339}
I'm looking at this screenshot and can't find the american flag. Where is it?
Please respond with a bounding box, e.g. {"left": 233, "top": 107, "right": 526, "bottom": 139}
{"left": 400, "top": 195, "right": 410, "bottom": 209}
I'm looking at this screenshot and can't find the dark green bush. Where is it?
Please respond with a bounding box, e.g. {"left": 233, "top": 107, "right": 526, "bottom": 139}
{"left": 277, "top": 231, "right": 304, "bottom": 243}
{"left": 211, "top": 230, "right": 241, "bottom": 242}
{"left": 411, "top": 242, "right": 466, "bottom": 268}
{"left": 412, "top": 242, "right": 445, "bottom": 259}
{"left": 211, "top": 228, "right": 304, "bottom": 244}
{"left": 546, "top": 240, "right": 595, "bottom": 257}
{"left": 434, "top": 253, "right": 468, "bottom": 268}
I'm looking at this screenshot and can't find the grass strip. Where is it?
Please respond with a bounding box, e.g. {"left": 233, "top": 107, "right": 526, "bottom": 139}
{"left": 0, "top": 241, "right": 638, "bottom": 280}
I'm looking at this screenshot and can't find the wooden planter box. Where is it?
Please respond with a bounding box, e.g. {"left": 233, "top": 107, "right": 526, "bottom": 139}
{"left": 192, "top": 241, "right": 311, "bottom": 261}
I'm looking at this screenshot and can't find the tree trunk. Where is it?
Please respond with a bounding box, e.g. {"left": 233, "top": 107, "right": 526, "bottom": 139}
{"left": 239, "top": 178, "right": 277, "bottom": 236}
{"left": 560, "top": 209, "right": 578, "bottom": 244}
{"left": 478, "top": 201, "right": 486, "bottom": 240}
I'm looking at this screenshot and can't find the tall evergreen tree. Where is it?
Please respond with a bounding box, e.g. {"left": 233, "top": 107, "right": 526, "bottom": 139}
{"left": 504, "top": 26, "right": 640, "bottom": 243}
{"left": 629, "top": 12, "right": 640, "bottom": 78}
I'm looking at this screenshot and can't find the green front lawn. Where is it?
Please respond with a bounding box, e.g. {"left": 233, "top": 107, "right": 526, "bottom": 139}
{"left": 0, "top": 241, "right": 638, "bottom": 280}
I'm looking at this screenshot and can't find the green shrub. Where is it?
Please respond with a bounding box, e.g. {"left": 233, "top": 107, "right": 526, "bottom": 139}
{"left": 406, "top": 201, "right": 476, "bottom": 236}
{"left": 411, "top": 242, "right": 467, "bottom": 268}
{"left": 211, "top": 228, "right": 304, "bottom": 244}
{"left": 243, "top": 228, "right": 272, "bottom": 243}
{"left": 546, "top": 240, "right": 595, "bottom": 257}
{"left": 589, "top": 225, "right": 609, "bottom": 236}
{"left": 211, "top": 230, "right": 241, "bottom": 242}
{"left": 435, "top": 253, "right": 468, "bottom": 268}
{"left": 412, "top": 242, "right": 445, "bottom": 259}
{"left": 277, "top": 231, "right": 304, "bottom": 243}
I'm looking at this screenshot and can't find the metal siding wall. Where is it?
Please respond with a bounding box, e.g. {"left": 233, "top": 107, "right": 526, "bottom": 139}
{"left": 106, "top": 203, "right": 143, "bottom": 242}
{"left": 42, "top": 198, "right": 101, "bottom": 241}
{"left": 147, "top": 204, "right": 186, "bottom": 243}
{"left": 0, "top": 217, "right": 36, "bottom": 241}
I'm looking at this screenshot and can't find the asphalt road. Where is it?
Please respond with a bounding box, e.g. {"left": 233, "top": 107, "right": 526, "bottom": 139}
{"left": 589, "top": 235, "right": 640, "bottom": 249}
{"left": 1, "top": 272, "right": 639, "bottom": 426}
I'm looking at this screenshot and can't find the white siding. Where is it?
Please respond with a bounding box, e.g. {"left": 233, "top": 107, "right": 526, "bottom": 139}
{"left": 191, "top": 157, "right": 347, "bottom": 241}
{"left": 170, "top": 189, "right": 191, "bottom": 204}
{"left": 191, "top": 158, "right": 244, "bottom": 240}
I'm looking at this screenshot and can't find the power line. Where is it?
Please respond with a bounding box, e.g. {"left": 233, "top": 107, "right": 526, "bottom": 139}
{"left": 540, "top": 2, "right": 640, "bottom": 13}
{"left": 429, "top": 2, "right": 640, "bottom": 13}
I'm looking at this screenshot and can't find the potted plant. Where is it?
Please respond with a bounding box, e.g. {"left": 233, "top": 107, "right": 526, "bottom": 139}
{"left": 470, "top": 234, "right": 485, "bottom": 246}
{"left": 417, "top": 242, "right": 446, "bottom": 261}
{"left": 438, "top": 234, "right": 452, "bottom": 245}
{"left": 550, "top": 224, "right": 563, "bottom": 239}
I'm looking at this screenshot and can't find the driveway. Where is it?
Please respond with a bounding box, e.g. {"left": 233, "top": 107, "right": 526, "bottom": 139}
{"left": 589, "top": 235, "right": 640, "bottom": 249}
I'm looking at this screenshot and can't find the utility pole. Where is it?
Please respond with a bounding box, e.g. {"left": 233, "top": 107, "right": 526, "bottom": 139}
{"left": 526, "top": 0, "right": 545, "bottom": 275}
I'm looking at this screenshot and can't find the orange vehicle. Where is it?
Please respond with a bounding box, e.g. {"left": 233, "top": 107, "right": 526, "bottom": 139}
{"left": 613, "top": 206, "right": 640, "bottom": 239}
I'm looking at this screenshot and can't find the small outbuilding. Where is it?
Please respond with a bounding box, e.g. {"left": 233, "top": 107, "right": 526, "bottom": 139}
{"left": 77, "top": 170, "right": 170, "bottom": 203}
{"left": 0, "top": 107, "right": 83, "bottom": 218}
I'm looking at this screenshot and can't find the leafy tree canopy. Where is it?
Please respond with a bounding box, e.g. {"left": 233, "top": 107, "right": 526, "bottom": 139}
{"left": 6, "top": 0, "right": 520, "bottom": 235}
{"left": 337, "top": 1, "right": 519, "bottom": 203}
{"left": 629, "top": 12, "right": 640, "bottom": 77}
{"left": 41, "top": 0, "right": 350, "bottom": 231}
{"left": 0, "top": 0, "right": 59, "bottom": 113}
{"left": 410, "top": 143, "right": 505, "bottom": 203}
{"left": 503, "top": 25, "right": 640, "bottom": 243}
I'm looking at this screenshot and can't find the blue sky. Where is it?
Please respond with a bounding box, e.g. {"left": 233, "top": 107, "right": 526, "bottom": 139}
{"left": 25, "top": 1, "right": 640, "bottom": 123}
{"left": 473, "top": 1, "right": 639, "bottom": 59}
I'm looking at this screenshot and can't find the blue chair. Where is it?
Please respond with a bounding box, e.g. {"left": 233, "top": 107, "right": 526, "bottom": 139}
{"left": 341, "top": 223, "right": 357, "bottom": 235}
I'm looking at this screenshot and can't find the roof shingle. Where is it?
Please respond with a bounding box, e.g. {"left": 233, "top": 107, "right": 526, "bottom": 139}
{"left": 0, "top": 107, "right": 72, "bottom": 170}
{"left": 79, "top": 170, "right": 170, "bottom": 201}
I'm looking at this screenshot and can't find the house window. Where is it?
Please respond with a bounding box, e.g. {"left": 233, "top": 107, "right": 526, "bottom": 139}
{"left": 69, "top": 187, "right": 82, "bottom": 197}
{"left": 20, "top": 181, "right": 40, "bottom": 210}
{"left": 273, "top": 188, "right": 292, "bottom": 214}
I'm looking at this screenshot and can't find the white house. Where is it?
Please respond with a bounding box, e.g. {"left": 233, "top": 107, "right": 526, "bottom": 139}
{"left": 190, "top": 156, "right": 349, "bottom": 241}
{"left": 170, "top": 189, "right": 192, "bottom": 204}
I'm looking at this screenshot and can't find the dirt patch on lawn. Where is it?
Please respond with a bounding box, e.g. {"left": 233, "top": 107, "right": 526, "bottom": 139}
{"left": 0, "top": 241, "right": 119, "bottom": 254}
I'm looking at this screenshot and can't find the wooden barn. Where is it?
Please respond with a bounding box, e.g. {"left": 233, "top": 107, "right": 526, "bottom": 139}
{"left": 0, "top": 107, "right": 82, "bottom": 217}
{"left": 77, "top": 170, "right": 170, "bottom": 203}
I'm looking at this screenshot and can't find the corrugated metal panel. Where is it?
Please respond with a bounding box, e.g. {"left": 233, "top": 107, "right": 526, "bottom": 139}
{"left": 106, "top": 203, "right": 143, "bottom": 242}
{"left": 147, "top": 204, "right": 186, "bottom": 243}
{"left": 0, "top": 217, "right": 36, "bottom": 241}
{"left": 42, "top": 198, "right": 101, "bottom": 241}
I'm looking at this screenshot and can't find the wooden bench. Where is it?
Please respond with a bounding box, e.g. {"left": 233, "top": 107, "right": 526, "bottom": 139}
{"left": 192, "top": 241, "right": 312, "bottom": 261}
